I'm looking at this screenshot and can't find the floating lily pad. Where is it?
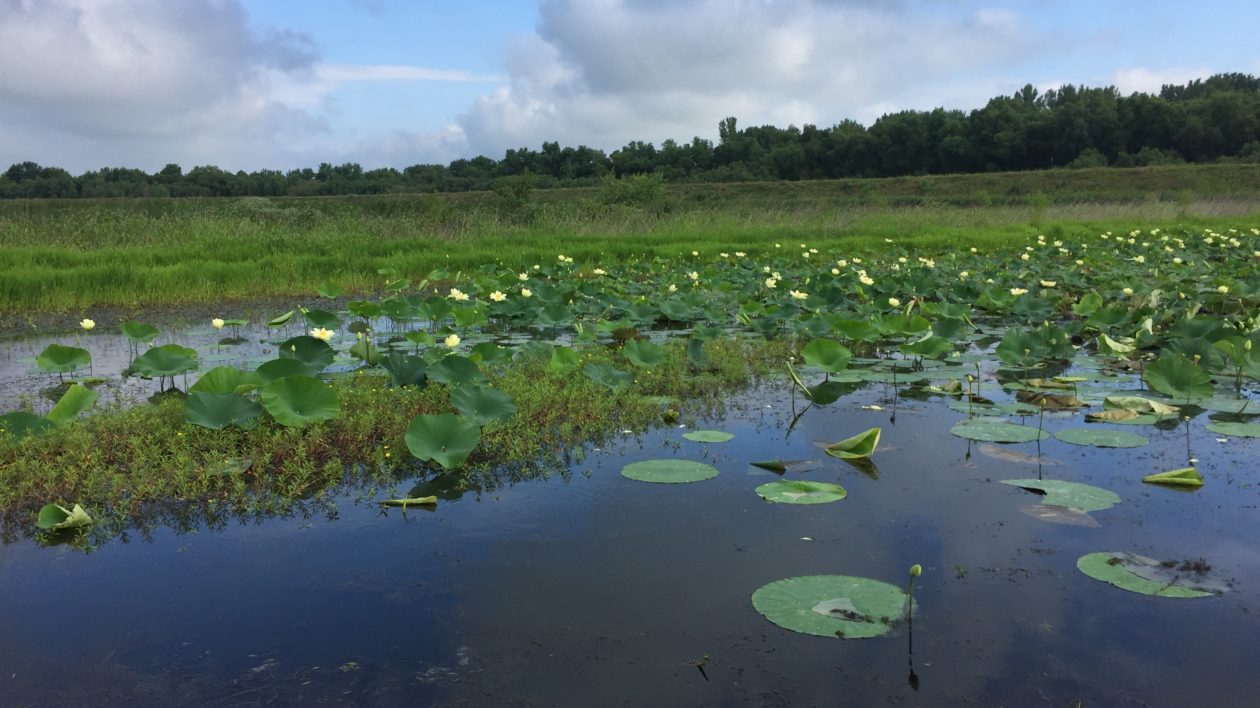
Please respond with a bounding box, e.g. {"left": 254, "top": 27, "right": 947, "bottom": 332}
{"left": 1194, "top": 397, "right": 1256, "bottom": 414}
{"left": 750, "top": 459, "right": 817, "bottom": 474}
{"left": 1054, "top": 428, "right": 1148, "bottom": 448}
{"left": 751, "top": 575, "right": 908, "bottom": 638}
{"left": 950, "top": 420, "right": 1048, "bottom": 443}
{"left": 1205, "top": 421, "right": 1260, "bottom": 438}
{"left": 755, "top": 480, "right": 847, "bottom": 504}
{"left": 379, "top": 496, "right": 438, "bottom": 507}
{"left": 1076, "top": 552, "right": 1225, "bottom": 598}
{"left": 1021, "top": 504, "right": 1100, "bottom": 527}
{"left": 999, "top": 479, "right": 1120, "bottom": 512}
{"left": 1142, "top": 467, "right": 1204, "bottom": 487}
{"left": 825, "top": 427, "right": 881, "bottom": 459}
{"left": 682, "top": 430, "right": 734, "bottom": 443}
{"left": 1104, "top": 396, "right": 1180, "bottom": 415}
{"left": 620, "top": 459, "right": 718, "bottom": 484}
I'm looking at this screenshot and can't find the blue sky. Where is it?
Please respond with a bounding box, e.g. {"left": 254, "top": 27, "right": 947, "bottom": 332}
{"left": 1, "top": 0, "right": 1257, "bottom": 173}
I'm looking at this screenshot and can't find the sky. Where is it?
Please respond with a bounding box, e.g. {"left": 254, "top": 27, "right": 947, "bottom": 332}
{"left": 1, "top": 0, "right": 1257, "bottom": 174}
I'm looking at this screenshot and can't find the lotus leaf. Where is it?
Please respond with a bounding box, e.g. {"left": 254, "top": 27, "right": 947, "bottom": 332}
{"left": 380, "top": 353, "right": 428, "bottom": 388}
{"left": 682, "top": 430, "right": 733, "bottom": 443}
{"left": 131, "top": 344, "right": 198, "bottom": 378}
{"left": 1144, "top": 354, "right": 1214, "bottom": 401}
{"left": 800, "top": 339, "right": 852, "bottom": 373}
{"left": 45, "top": 384, "right": 98, "bottom": 425}
{"left": 751, "top": 575, "right": 908, "bottom": 638}
{"left": 0, "top": 411, "right": 56, "bottom": 439}
{"left": 121, "top": 321, "right": 160, "bottom": 344}
{"left": 950, "top": 420, "right": 1047, "bottom": 443}
{"left": 259, "top": 376, "right": 340, "bottom": 427}
{"left": 267, "top": 310, "right": 296, "bottom": 326}
{"left": 279, "top": 335, "right": 336, "bottom": 371}
{"left": 622, "top": 339, "right": 666, "bottom": 368}
{"left": 1054, "top": 428, "right": 1148, "bottom": 448}
{"left": 191, "top": 366, "right": 262, "bottom": 394}
{"left": 1204, "top": 422, "right": 1260, "bottom": 438}
{"left": 999, "top": 479, "right": 1120, "bottom": 512}
{"left": 1077, "top": 552, "right": 1222, "bottom": 598}
{"left": 405, "top": 413, "right": 482, "bottom": 470}
{"left": 36, "top": 503, "right": 93, "bottom": 531}
{"left": 450, "top": 385, "right": 517, "bottom": 425}
{"left": 584, "top": 362, "right": 633, "bottom": 392}
{"left": 1142, "top": 467, "right": 1204, "bottom": 487}
{"left": 36, "top": 344, "right": 91, "bottom": 375}
{"left": 185, "top": 392, "right": 263, "bottom": 430}
{"left": 302, "top": 308, "right": 341, "bottom": 329}
{"left": 620, "top": 459, "right": 718, "bottom": 484}
{"left": 825, "top": 427, "right": 881, "bottom": 459}
{"left": 755, "top": 480, "right": 847, "bottom": 504}
{"left": 256, "top": 358, "right": 312, "bottom": 383}
{"left": 428, "top": 355, "right": 488, "bottom": 387}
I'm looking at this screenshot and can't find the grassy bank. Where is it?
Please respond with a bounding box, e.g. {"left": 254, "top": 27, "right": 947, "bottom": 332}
{"left": 1, "top": 163, "right": 1258, "bottom": 314}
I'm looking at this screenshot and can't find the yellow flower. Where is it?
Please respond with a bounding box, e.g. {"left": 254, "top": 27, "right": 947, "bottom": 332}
{"left": 309, "top": 327, "right": 335, "bottom": 342}
{"left": 80, "top": 318, "right": 95, "bottom": 331}
{"left": 448, "top": 287, "right": 469, "bottom": 301}
{"left": 444, "top": 334, "right": 460, "bottom": 348}
{"left": 789, "top": 290, "right": 808, "bottom": 300}
{"left": 1009, "top": 288, "right": 1028, "bottom": 296}
{"left": 592, "top": 268, "right": 607, "bottom": 276}
{"left": 1020, "top": 253, "right": 1030, "bottom": 261}
{"left": 688, "top": 271, "right": 699, "bottom": 281}
{"left": 888, "top": 297, "right": 901, "bottom": 307}
{"left": 1217, "top": 285, "right": 1229, "bottom": 294}
{"left": 212, "top": 318, "right": 225, "bottom": 329}
{"left": 830, "top": 268, "right": 840, "bottom": 275}
{"left": 520, "top": 288, "right": 532, "bottom": 298}
{"left": 1122, "top": 287, "right": 1134, "bottom": 296}
{"left": 719, "top": 252, "right": 729, "bottom": 258}
{"left": 835, "top": 259, "right": 847, "bottom": 267}
{"left": 734, "top": 251, "right": 746, "bottom": 257}
{"left": 959, "top": 271, "right": 969, "bottom": 279}
{"left": 668, "top": 284, "right": 678, "bottom": 292}
{"left": 1133, "top": 255, "right": 1145, "bottom": 264}
{"left": 489, "top": 291, "right": 507, "bottom": 302}
{"left": 764, "top": 277, "right": 777, "bottom": 289}
{"left": 1040, "top": 280, "right": 1056, "bottom": 288}
{"left": 518, "top": 272, "right": 528, "bottom": 281}
{"left": 859, "top": 274, "right": 874, "bottom": 286}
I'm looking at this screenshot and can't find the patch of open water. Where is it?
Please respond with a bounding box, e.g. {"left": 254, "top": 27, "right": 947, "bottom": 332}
{"left": 2, "top": 378, "right": 1258, "bottom": 706}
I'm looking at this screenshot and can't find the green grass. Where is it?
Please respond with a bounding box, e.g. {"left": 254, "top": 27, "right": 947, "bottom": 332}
{"left": 1, "top": 163, "right": 1258, "bottom": 314}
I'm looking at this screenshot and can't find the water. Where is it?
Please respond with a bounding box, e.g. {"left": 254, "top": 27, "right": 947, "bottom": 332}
{"left": 2, "top": 380, "right": 1258, "bottom": 706}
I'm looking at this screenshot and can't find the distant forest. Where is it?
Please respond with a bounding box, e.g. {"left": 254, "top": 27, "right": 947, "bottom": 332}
{"left": 4, "top": 73, "right": 1260, "bottom": 199}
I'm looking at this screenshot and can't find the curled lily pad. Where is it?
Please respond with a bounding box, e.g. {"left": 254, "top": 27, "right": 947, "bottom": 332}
{"left": 682, "top": 430, "right": 734, "bottom": 443}
{"left": 750, "top": 459, "right": 817, "bottom": 474}
{"left": 1077, "top": 552, "right": 1225, "bottom": 598}
{"left": 751, "top": 575, "right": 908, "bottom": 638}
{"left": 379, "top": 496, "right": 438, "bottom": 508}
{"left": 1142, "top": 467, "right": 1204, "bottom": 487}
{"left": 950, "top": 420, "right": 1047, "bottom": 443}
{"left": 1204, "top": 422, "right": 1260, "bottom": 438}
{"left": 620, "top": 459, "right": 718, "bottom": 484}
{"left": 755, "top": 480, "right": 847, "bottom": 505}
{"left": 825, "top": 427, "right": 881, "bottom": 459}
{"left": 36, "top": 503, "right": 92, "bottom": 531}
{"left": 45, "top": 384, "right": 98, "bottom": 425}
{"left": 1054, "top": 428, "right": 1148, "bottom": 448}
{"left": 1104, "top": 396, "right": 1180, "bottom": 415}
{"left": 999, "top": 479, "right": 1120, "bottom": 512}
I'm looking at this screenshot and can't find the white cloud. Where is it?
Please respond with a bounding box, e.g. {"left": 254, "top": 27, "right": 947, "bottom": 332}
{"left": 1111, "top": 66, "right": 1216, "bottom": 95}
{"left": 456, "top": 0, "right": 1035, "bottom": 157}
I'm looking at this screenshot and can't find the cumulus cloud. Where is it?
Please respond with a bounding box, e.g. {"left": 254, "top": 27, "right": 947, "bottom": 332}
{"left": 1111, "top": 66, "right": 1216, "bottom": 95}
{"left": 457, "top": 0, "right": 1035, "bottom": 156}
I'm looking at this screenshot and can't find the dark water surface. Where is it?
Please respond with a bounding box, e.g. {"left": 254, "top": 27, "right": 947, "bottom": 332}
{"left": 3, "top": 380, "right": 1259, "bottom": 706}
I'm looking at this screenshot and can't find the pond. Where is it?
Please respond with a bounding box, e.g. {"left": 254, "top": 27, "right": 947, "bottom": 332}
{"left": 2, "top": 373, "right": 1258, "bottom": 706}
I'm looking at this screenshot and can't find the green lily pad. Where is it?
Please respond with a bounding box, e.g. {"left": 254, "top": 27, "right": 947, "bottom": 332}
{"left": 1205, "top": 421, "right": 1260, "bottom": 438}
{"left": 427, "top": 355, "right": 488, "bottom": 387}
{"left": 185, "top": 392, "right": 264, "bottom": 430}
{"left": 45, "top": 384, "right": 98, "bottom": 425}
{"left": 825, "top": 427, "right": 881, "bottom": 459}
{"left": 405, "top": 412, "right": 482, "bottom": 470}
{"left": 1077, "top": 552, "right": 1224, "bottom": 598}
{"left": 255, "top": 358, "right": 312, "bottom": 383}
{"left": 268, "top": 309, "right": 297, "bottom": 327}
{"left": 1054, "top": 428, "right": 1148, "bottom": 448}
{"left": 682, "top": 430, "right": 734, "bottom": 443}
{"left": 949, "top": 420, "right": 1048, "bottom": 443}
{"left": 751, "top": 575, "right": 909, "bottom": 638}
{"left": 755, "top": 480, "right": 847, "bottom": 505}
{"left": 121, "top": 321, "right": 160, "bottom": 344}
{"left": 450, "top": 385, "right": 518, "bottom": 426}
{"left": 0, "top": 411, "right": 56, "bottom": 439}
{"left": 999, "top": 479, "right": 1120, "bottom": 512}
{"left": 1104, "top": 396, "right": 1180, "bottom": 415}
{"left": 1142, "top": 467, "right": 1204, "bottom": 487}
{"left": 191, "top": 366, "right": 262, "bottom": 395}
{"left": 620, "top": 459, "right": 718, "bottom": 484}
{"left": 36, "top": 503, "right": 93, "bottom": 531}
{"left": 622, "top": 339, "right": 666, "bottom": 368}
{"left": 36, "top": 344, "right": 91, "bottom": 375}
{"left": 259, "top": 376, "right": 340, "bottom": 427}
{"left": 278, "top": 335, "right": 336, "bottom": 372}
{"left": 132, "top": 344, "right": 198, "bottom": 378}
{"left": 800, "top": 338, "right": 853, "bottom": 373}
{"left": 1194, "top": 397, "right": 1256, "bottom": 414}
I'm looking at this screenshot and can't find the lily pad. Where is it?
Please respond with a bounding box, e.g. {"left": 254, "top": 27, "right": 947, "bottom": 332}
{"left": 620, "top": 459, "right": 718, "bottom": 484}
{"left": 185, "top": 392, "right": 264, "bottom": 430}
{"left": 278, "top": 336, "right": 336, "bottom": 372}
{"left": 259, "top": 376, "right": 340, "bottom": 428}
{"left": 0, "top": 411, "right": 56, "bottom": 439}
{"left": 751, "top": 575, "right": 908, "bottom": 638}
{"left": 450, "top": 385, "right": 518, "bottom": 426}
{"left": 682, "top": 430, "right": 734, "bottom": 443}
{"left": 1142, "top": 467, "right": 1204, "bottom": 487}
{"left": 36, "top": 344, "right": 91, "bottom": 375}
{"left": 1054, "top": 428, "right": 1148, "bottom": 448}
{"left": 36, "top": 503, "right": 93, "bottom": 531}
{"left": 999, "top": 479, "right": 1120, "bottom": 512}
{"left": 755, "top": 480, "right": 847, "bottom": 505}
{"left": 45, "top": 384, "right": 98, "bottom": 425}
{"left": 132, "top": 344, "right": 198, "bottom": 378}
{"left": 950, "top": 420, "right": 1048, "bottom": 443}
{"left": 405, "top": 412, "right": 482, "bottom": 470}
{"left": 825, "top": 427, "right": 881, "bottom": 459}
{"left": 1077, "top": 552, "right": 1224, "bottom": 598}
{"left": 1204, "top": 421, "right": 1260, "bottom": 438}
{"left": 121, "top": 321, "right": 160, "bottom": 344}
{"left": 1104, "top": 396, "right": 1180, "bottom": 415}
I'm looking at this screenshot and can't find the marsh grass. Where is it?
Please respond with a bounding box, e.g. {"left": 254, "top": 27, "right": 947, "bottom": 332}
{"left": 0, "top": 337, "right": 785, "bottom": 540}
{"left": 3, "top": 164, "right": 1259, "bottom": 313}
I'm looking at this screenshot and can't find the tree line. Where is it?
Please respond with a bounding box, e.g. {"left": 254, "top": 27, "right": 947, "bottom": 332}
{"left": 4, "top": 73, "right": 1259, "bottom": 199}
